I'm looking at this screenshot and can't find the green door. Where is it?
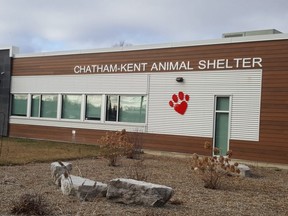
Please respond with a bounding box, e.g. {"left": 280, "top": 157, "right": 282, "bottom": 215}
{"left": 214, "top": 97, "right": 230, "bottom": 156}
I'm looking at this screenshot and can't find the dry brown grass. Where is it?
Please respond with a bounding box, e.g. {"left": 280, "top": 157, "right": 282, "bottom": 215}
{"left": 10, "top": 192, "right": 53, "bottom": 215}
{"left": 0, "top": 138, "right": 100, "bottom": 165}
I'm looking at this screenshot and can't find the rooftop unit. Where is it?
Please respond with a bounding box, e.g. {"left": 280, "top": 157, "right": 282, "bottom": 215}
{"left": 222, "top": 29, "right": 282, "bottom": 38}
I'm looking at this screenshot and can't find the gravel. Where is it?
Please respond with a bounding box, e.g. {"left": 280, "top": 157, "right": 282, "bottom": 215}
{"left": 0, "top": 154, "right": 288, "bottom": 216}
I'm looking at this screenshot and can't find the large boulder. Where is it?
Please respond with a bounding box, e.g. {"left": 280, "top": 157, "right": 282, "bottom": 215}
{"left": 61, "top": 174, "right": 107, "bottom": 201}
{"left": 106, "top": 178, "right": 173, "bottom": 207}
{"left": 51, "top": 161, "right": 72, "bottom": 187}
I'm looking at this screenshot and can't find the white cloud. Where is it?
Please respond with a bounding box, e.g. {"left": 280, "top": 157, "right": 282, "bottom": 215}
{"left": 0, "top": 0, "right": 287, "bottom": 53}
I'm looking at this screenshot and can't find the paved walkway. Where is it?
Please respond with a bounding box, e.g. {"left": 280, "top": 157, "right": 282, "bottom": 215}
{"left": 144, "top": 149, "right": 288, "bottom": 170}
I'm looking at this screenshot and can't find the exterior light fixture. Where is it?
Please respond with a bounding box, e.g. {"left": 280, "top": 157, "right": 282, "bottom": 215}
{"left": 176, "top": 77, "right": 184, "bottom": 82}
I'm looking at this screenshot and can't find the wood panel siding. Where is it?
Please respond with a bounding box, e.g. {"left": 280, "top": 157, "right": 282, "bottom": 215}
{"left": 9, "top": 124, "right": 107, "bottom": 145}
{"left": 258, "top": 40, "right": 288, "bottom": 164}
{"left": 9, "top": 124, "right": 212, "bottom": 156}
{"left": 9, "top": 37, "right": 288, "bottom": 164}
{"left": 12, "top": 40, "right": 285, "bottom": 76}
{"left": 230, "top": 140, "right": 288, "bottom": 164}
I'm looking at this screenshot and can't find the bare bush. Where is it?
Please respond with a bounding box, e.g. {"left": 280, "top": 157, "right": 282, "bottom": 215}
{"left": 98, "top": 129, "right": 133, "bottom": 166}
{"left": 126, "top": 159, "right": 149, "bottom": 181}
{"left": 10, "top": 192, "right": 53, "bottom": 215}
{"left": 190, "top": 143, "right": 240, "bottom": 189}
{"left": 127, "top": 130, "right": 144, "bottom": 160}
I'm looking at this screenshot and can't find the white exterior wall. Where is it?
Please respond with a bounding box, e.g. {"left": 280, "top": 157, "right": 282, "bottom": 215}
{"left": 10, "top": 73, "right": 148, "bottom": 94}
{"left": 10, "top": 69, "right": 262, "bottom": 141}
{"left": 147, "top": 69, "right": 262, "bottom": 141}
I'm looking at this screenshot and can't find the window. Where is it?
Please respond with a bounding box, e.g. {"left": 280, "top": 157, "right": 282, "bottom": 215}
{"left": 86, "top": 95, "right": 102, "bottom": 120}
{"left": 119, "top": 96, "right": 146, "bottom": 123}
{"left": 106, "top": 95, "right": 118, "bottom": 121}
{"left": 11, "top": 94, "right": 27, "bottom": 116}
{"left": 106, "top": 95, "right": 147, "bottom": 123}
{"left": 31, "top": 95, "right": 40, "bottom": 117}
{"left": 41, "top": 95, "right": 58, "bottom": 118}
{"left": 61, "top": 95, "right": 82, "bottom": 120}
{"left": 31, "top": 94, "right": 58, "bottom": 118}
{"left": 216, "top": 97, "right": 230, "bottom": 111}
{"left": 12, "top": 93, "right": 147, "bottom": 124}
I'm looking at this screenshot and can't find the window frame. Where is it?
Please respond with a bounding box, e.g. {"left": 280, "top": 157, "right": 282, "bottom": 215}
{"left": 11, "top": 94, "right": 28, "bottom": 117}
{"left": 118, "top": 95, "right": 147, "bottom": 123}
{"left": 61, "top": 94, "right": 82, "bottom": 120}
{"left": 105, "top": 94, "right": 147, "bottom": 124}
{"left": 11, "top": 93, "right": 147, "bottom": 125}
{"left": 40, "top": 94, "right": 59, "bottom": 119}
{"left": 85, "top": 94, "right": 102, "bottom": 121}
{"left": 105, "top": 95, "right": 119, "bottom": 122}
{"left": 31, "top": 94, "right": 41, "bottom": 118}
{"left": 213, "top": 95, "right": 232, "bottom": 156}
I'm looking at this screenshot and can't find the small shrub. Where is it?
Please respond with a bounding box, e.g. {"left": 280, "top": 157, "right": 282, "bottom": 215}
{"left": 190, "top": 143, "right": 240, "bottom": 189}
{"left": 11, "top": 192, "right": 53, "bottom": 215}
{"left": 126, "top": 159, "right": 149, "bottom": 181}
{"left": 98, "top": 129, "right": 133, "bottom": 166}
{"left": 127, "top": 130, "right": 144, "bottom": 159}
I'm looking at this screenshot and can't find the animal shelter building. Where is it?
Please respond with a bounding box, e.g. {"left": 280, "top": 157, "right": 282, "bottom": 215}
{"left": 1, "top": 29, "right": 288, "bottom": 164}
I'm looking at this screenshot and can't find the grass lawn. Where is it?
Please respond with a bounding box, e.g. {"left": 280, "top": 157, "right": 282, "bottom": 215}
{"left": 0, "top": 137, "right": 100, "bottom": 165}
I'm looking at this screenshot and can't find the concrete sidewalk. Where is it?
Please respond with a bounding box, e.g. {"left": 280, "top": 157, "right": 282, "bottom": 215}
{"left": 144, "top": 149, "right": 288, "bottom": 170}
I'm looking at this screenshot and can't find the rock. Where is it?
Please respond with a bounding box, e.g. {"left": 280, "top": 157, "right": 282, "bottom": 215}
{"left": 106, "top": 178, "right": 173, "bottom": 207}
{"left": 60, "top": 174, "right": 107, "bottom": 201}
{"left": 51, "top": 161, "right": 72, "bottom": 187}
{"left": 237, "top": 164, "right": 251, "bottom": 177}
{"left": 60, "top": 172, "right": 73, "bottom": 196}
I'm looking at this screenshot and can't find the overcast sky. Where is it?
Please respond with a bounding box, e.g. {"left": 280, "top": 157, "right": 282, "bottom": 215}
{"left": 1, "top": 0, "right": 287, "bottom": 54}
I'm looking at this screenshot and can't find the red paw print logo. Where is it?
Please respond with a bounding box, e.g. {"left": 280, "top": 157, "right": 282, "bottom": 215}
{"left": 169, "top": 91, "right": 190, "bottom": 115}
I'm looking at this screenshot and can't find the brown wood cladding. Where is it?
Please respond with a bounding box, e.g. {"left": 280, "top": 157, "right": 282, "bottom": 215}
{"left": 13, "top": 40, "right": 287, "bottom": 76}
{"left": 10, "top": 38, "right": 288, "bottom": 164}
{"left": 9, "top": 124, "right": 212, "bottom": 156}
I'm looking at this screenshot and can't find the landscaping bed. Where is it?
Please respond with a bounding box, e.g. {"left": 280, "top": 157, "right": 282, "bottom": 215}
{"left": 1, "top": 154, "right": 288, "bottom": 215}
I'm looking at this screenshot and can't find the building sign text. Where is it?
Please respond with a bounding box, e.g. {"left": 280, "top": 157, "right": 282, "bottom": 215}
{"left": 74, "top": 57, "right": 262, "bottom": 74}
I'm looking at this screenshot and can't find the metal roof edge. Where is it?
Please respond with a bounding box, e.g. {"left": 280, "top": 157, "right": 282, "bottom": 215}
{"left": 14, "top": 33, "right": 288, "bottom": 58}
